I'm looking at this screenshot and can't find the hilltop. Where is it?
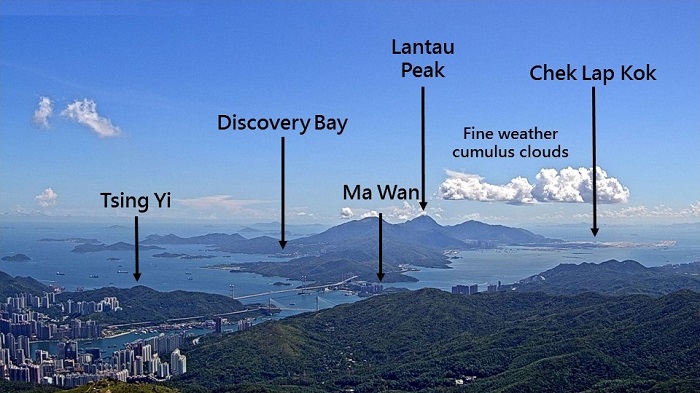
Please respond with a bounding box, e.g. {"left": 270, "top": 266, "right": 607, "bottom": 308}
{"left": 56, "top": 286, "right": 250, "bottom": 325}
{"left": 0, "top": 270, "right": 51, "bottom": 299}
{"left": 0, "top": 269, "right": 258, "bottom": 326}
{"left": 150, "top": 217, "right": 561, "bottom": 283}
{"left": 506, "top": 259, "right": 700, "bottom": 295}
{"left": 144, "top": 216, "right": 559, "bottom": 255}
{"left": 171, "top": 288, "right": 700, "bottom": 392}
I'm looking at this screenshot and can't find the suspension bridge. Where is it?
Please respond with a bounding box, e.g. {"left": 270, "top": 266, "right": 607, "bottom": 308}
{"left": 230, "top": 275, "right": 358, "bottom": 300}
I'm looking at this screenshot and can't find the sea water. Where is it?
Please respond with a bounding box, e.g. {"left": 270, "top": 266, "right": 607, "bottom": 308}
{"left": 1, "top": 220, "right": 698, "bottom": 356}
{"left": 2, "top": 221, "right": 698, "bottom": 295}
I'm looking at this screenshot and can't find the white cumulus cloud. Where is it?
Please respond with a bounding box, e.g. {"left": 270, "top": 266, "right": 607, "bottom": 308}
{"left": 35, "top": 188, "right": 58, "bottom": 207}
{"left": 361, "top": 210, "right": 379, "bottom": 218}
{"left": 340, "top": 207, "right": 354, "bottom": 219}
{"left": 682, "top": 201, "right": 700, "bottom": 217}
{"left": 61, "top": 99, "right": 121, "bottom": 137}
{"left": 532, "top": 166, "right": 629, "bottom": 204}
{"left": 293, "top": 209, "right": 315, "bottom": 218}
{"left": 439, "top": 166, "right": 629, "bottom": 205}
{"left": 33, "top": 97, "right": 53, "bottom": 128}
{"left": 388, "top": 201, "right": 421, "bottom": 220}
{"left": 438, "top": 170, "right": 535, "bottom": 205}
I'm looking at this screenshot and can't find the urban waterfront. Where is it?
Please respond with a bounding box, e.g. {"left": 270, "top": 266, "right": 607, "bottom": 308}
{"left": 1, "top": 220, "right": 699, "bottom": 388}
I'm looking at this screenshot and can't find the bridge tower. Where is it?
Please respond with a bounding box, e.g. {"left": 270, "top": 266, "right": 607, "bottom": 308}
{"left": 229, "top": 284, "right": 235, "bottom": 299}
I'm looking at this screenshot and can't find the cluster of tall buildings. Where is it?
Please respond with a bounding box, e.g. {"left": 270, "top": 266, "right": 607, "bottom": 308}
{"left": 348, "top": 281, "right": 383, "bottom": 296}
{"left": 1, "top": 293, "right": 118, "bottom": 341}
{"left": 65, "top": 297, "right": 122, "bottom": 315}
{"left": 237, "top": 318, "right": 253, "bottom": 332}
{"left": 0, "top": 331, "right": 187, "bottom": 387}
{"left": 0, "top": 290, "right": 162, "bottom": 388}
{"left": 215, "top": 317, "right": 253, "bottom": 334}
{"left": 451, "top": 282, "right": 500, "bottom": 295}
{"left": 111, "top": 333, "right": 187, "bottom": 380}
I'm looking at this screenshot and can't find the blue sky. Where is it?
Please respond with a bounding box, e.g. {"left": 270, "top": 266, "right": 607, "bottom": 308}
{"left": 1, "top": 1, "right": 698, "bottom": 226}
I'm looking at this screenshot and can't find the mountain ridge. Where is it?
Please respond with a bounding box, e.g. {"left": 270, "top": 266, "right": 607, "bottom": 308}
{"left": 141, "top": 218, "right": 562, "bottom": 283}
{"left": 171, "top": 288, "right": 700, "bottom": 392}
{"left": 507, "top": 259, "right": 700, "bottom": 295}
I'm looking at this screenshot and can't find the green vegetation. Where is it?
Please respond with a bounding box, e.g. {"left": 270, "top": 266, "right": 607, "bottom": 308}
{"left": 224, "top": 250, "right": 419, "bottom": 283}
{"left": 171, "top": 289, "right": 700, "bottom": 392}
{"left": 0, "top": 380, "right": 60, "bottom": 393}
{"left": 62, "top": 380, "right": 178, "bottom": 393}
{"left": 0, "top": 270, "right": 50, "bottom": 299}
{"left": 0, "top": 379, "right": 179, "bottom": 393}
{"left": 153, "top": 216, "right": 563, "bottom": 283}
{"left": 56, "top": 286, "right": 249, "bottom": 325}
{"left": 506, "top": 259, "right": 700, "bottom": 295}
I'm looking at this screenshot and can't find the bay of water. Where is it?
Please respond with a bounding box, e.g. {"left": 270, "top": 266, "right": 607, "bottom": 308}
{"left": 1, "top": 220, "right": 698, "bottom": 356}
{"left": 2, "top": 221, "right": 698, "bottom": 295}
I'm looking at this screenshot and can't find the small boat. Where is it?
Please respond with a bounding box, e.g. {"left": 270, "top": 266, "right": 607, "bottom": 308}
{"left": 89, "top": 275, "right": 99, "bottom": 278}
{"left": 117, "top": 270, "right": 128, "bottom": 273}
{"left": 187, "top": 276, "right": 193, "bottom": 280}
{"left": 56, "top": 272, "right": 65, "bottom": 276}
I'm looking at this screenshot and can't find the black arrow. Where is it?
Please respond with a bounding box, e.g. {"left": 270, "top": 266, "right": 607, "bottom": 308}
{"left": 279, "top": 137, "right": 287, "bottom": 249}
{"left": 133, "top": 215, "right": 141, "bottom": 282}
{"left": 376, "top": 213, "right": 384, "bottom": 281}
{"left": 419, "top": 86, "right": 428, "bottom": 211}
{"left": 591, "top": 86, "right": 599, "bottom": 237}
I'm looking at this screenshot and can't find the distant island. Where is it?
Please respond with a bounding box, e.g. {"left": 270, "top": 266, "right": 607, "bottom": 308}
{"left": 158, "top": 216, "right": 564, "bottom": 283}
{"left": 40, "top": 237, "right": 101, "bottom": 244}
{"left": 153, "top": 252, "right": 216, "bottom": 260}
{"left": 1, "top": 253, "right": 31, "bottom": 262}
{"left": 71, "top": 242, "right": 164, "bottom": 253}
{"left": 2, "top": 255, "right": 700, "bottom": 393}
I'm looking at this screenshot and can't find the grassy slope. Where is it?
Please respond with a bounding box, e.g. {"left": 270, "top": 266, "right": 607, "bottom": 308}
{"left": 172, "top": 289, "right": 700, "bottom": 392}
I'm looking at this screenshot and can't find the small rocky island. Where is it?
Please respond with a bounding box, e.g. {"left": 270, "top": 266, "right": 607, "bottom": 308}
{"left": 2, "top": 253, "right": 31, "bottom": 262}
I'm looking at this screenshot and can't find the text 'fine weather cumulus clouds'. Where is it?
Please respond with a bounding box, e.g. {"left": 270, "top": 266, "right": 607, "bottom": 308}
{"left": 438, "top": 167, "right": 629, "bottom": 205}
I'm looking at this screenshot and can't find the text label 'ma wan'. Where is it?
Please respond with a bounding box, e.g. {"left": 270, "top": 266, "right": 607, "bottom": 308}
{"left": 344, "top": 185, "right": 419, "bottom": 200}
